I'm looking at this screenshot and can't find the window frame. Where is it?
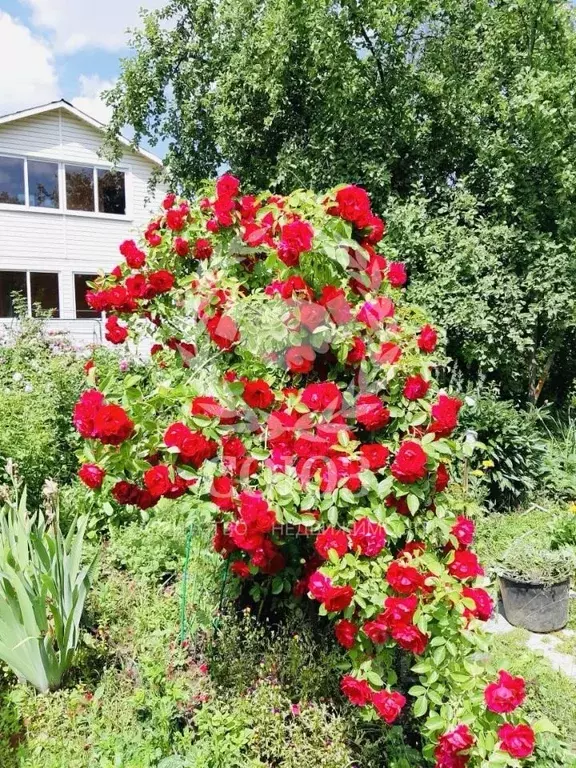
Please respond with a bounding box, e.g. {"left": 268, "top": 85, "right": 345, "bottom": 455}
{"left": 0, "top": 269, "right": 62, "bottom": 319}
{"left": 0, "top": 151, "right": 132, "bottom": 220}
{"left": 73, "top": 272, "right": 102, "bottom": 320}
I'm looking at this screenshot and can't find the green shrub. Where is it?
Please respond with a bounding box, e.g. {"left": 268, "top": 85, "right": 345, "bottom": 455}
{"left": 539, "top": 410, "right": 576, "bottom": 501}
{"left": 459, "top": 388, "right": 546, "bottom": 509}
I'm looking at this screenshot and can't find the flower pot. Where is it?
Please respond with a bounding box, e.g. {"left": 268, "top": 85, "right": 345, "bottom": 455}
{"left": 499, "top": 575, "right": 570, "bottom": 633}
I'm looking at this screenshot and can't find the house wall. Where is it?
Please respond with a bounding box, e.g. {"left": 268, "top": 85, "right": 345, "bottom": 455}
{"left": 0, "top": 108, "right": 166, "bottom": 334}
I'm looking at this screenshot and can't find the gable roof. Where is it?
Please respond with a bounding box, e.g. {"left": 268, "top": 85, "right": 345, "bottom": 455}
{"left": 0, "top": 100, "right": 163, "bottom": 167}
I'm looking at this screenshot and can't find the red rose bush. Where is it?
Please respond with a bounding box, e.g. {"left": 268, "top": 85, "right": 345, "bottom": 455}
{"left": 75, "top": 177, "right": 545, "bottom": 765}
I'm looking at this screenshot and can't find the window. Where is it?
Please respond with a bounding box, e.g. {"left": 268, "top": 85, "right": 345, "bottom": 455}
{"left": 66, "top": 165, "right": 126, "bottom": 215}
{"left": 0, "top": 271, "right": 26, "bottom": 316}
{"left": 28, "top": 160, "right": 59, "bottom": 208}
{"left": 98, "top": 169, "right": 126, "bottom": 214}
{"left": 74, "top": 274, "right": 100, "bottom": 319}
{"left": 0, "top": 271, "right": 60, "bottom": 318}
{"left": 0, "top": 156, "right": 25, "bottom": 205}
{"left": 65, "top": 165, "right": 95, "bottom": 212}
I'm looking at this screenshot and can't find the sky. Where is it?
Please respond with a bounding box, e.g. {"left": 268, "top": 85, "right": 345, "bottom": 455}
{"left": 0, "top": 0, "right": 165, "bottom": 152}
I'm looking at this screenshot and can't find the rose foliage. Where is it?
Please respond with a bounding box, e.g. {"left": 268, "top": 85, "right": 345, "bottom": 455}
{"left": 75, "top": 177, "right": 547, "bottom": 765}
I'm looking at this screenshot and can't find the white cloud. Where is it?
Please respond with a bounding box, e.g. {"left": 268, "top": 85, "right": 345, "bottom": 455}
{"left": 21, "top": 0, "right": 165, "bottom": 53}
{"left": 72, "top": 75, "right": 116, "bottom": 125}
{"left": 0, "top": 11, "right": 59, "bottom": 114}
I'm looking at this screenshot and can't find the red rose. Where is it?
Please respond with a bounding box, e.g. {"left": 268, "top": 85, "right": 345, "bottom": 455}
{"left": 231, "top": 560, "right": 251, "bottom": 579}
{"left": 148, "top": 270, "right": 175, "bottom": 294}
{"left": 194, "top": 238, "right": 213, "bottom": 260}
{"left": 238, "top": 490, "right": 277, "bottom": 534}
{"left": 418, "top": 324, "right": 438, "bottom": 353}
{"left": 391, "top": 622, "right": 428, "bottom": 654}
{"left": 447, "top": 550, "right": 484, "bottom": 580}
{"left": 484, "top": 670, "right": 526, "bottom": 714}
{"left": 112, "top": 480, "right": 139, "bottom": 506}
{"left": 205, "top": 314, "right": 240, "bottom": 350}
{"left": 299, "top": 302, "right": 328, "bottom": 332}
{"left": 285, "top": 345, "right": 315, "bottom": 374}
{"left": 119, "top": 239, "right": 146, "bottom": 269}
{"left": 371, "top": 690, "right": 406, "bottom": 724}
{"left": 216, "top": 173, "right": 240, "bottom": 199}
{"left": 462, "top": 586, "right": 493, "bottom": 621}
{"left": 334, "top": 185, "right": 372, "bottom": 226}
{"left": 315, "top": 527, "right": 348, "bottom": 559}
{"left": 437, "top": 724, "right": 475, "bottom": 756}
{"left": 346, "top": 337, "right": 366, "bottom": 365}
{"left": 173, "top": 237, "right": 190, "bottom": 257}
{"left": 403, "top": 375, "right": 430, "bottom": 401}
{"left": 301, "top": 382, "right": 342, "bottom": 412}
{"left": 93, "top": 404, "right": 134, "bottom": 445}
{"left": 362, "top": 214, "right": 385, "bottom": 244}
{"left": 162, "top": 192, "right": 176, "bottom": 210}
{"left": 278, "top": 219, "right": 314, "bottom": 265}
{"left": 359, "top": 443, "right": 389, "bottom": 470}
{"left": 78, "top": 463, "right": 105, "bottom": 489}
{"left": 435, "top": 463, "right": 450, "bottom": 492}
{"left": 164, "top": 422, "right": 218, "bottom": 468}
{"left": 498, "top": 724, "right": 535, "bottom": 759}
{"left": 356, "top": 393, "right": 390, "bottom": 431}
{"left": 214, "top": 196, "right": 235, "bottom": 226}
{"left": 450, "top": 516, "right": 475, "bottom": 548}
{"left": 243, "top": 379, "right": 275, "bottom": 409}
{"left": 191, "top": 396, "right": 238, "bottom": 425}
{"left": 391, "top": 441, "right": 428, "bottom": 483}
{"left": 374, "top": 341, "right": 402, "bottom": 365}
{"left": 318, "top": 286, "right": 352, "bottom": 325}
{"left": 335, "top": 619, "right": 358, "bottom": 649}
{"left": 387, "top": 262, "right": 407, "bottom": 287}
{"left": 166, "top": 208, "right": 186, "bottom": 231}
{"left": 323, "top": 584, "right": 355, "bottom": 612}
{"left": 105, "top": 315, "right": 128, "bottom": 344}
{"left": 363, "top": 614, "right": 388, "bottom": 644}
{"left": 383, "top": 595, "right": 418, "bottom": 624}
{"left": 126, "top": 274, "right": 147, "bottom": 299}
{"left": 143, "top": 464, "right": 171, "bottom": 498}
{"left": 210, "top": 475, "right": 236, "bottom": 510}
{"left": 386, "top": 561, "right": 425, "bottom": 594}
{"left": 308, "top": 570, "right": 332, "bottom": 601}
{"left": 350, "top": 517, "right": 387, "bottom": 557}
{"left": 340, "top": 675, "right": 372, "bottom": 706}
{"left": 73, "top": 389, "right": 105, "bottom": 438}
{"left": 357, "top": 296, "right": 395, "bottom": 328}
{"left": 430, "top": 394, "right": 462, "bottom": 437}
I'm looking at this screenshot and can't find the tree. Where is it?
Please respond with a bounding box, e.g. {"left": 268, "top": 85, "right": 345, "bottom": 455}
{"left": 105, "top": 0, "right": 576, "bottom": 403}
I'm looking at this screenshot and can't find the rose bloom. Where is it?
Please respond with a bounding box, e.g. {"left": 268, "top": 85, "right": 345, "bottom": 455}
{"left": 430, "top": 394, "right": 463, "bottom": 437}
{"left": 93, "top": 404, "right": 134, "bottom": 445}
{"left": 194, "top": 238, "right": 213, "bottom": 260}
{"left": 126, "top": 274, "right": 148, "bottom": 299}
{"left": 387, "top": 262, "right": 407, "bottom": 288}
{"left": 143, "top": 464, "right": 172, "bottom": 498}
{"left": 323, "top": 584, "right": 355, "bottom": 612}
{"left": 105, "top": 316, "right": 128, "bottom": 345}
{"left": 497, "top": 724, "right": 535, "bottom": 759}
{"left": 435, "top": 463, "right": 450, "bottom": 492}
{"left": 78, "top": 463, "right": 105, "bottom": 489}
{"left": 315, "top": 527, "right": 348, "bottom": 559}
{"left": 334, "top": 619, "right": 358, "bottom": 649}
{"left": 451, "top": 516, "right": 475, "bottom": 548}
{"left": 231, "top": 560, "right": 251, "bottom": 579}
{"left": 484, "top": 670, "right": 526, "bottom": 713}
{"left": 346, "top": 336, "right": 366, "bottom": 365}
{"left": 278, "top": 219, "right": 314, "bottom": 264}
{"left": 462, "top": 586, "right": 493, "bottom": 621}
{"left": 148, "top": 269, "right": 175, "bottom": 294}
{"left": 359, "top": 443, "right": 390, "bottom": 470}
{"left": 301, "top": 382, "right": 342, "bottom": 412}
{"left": 73, "top": 389, "right": 105, "bottom": 438}
{"left": 340, "top": 675, "right": 372, "bottom": 706}
{"left": 216, "top": 172, "right": 240, "bottom": 198}
{"left": 162, "top": 192, "right": 176, "bottom": 209}
{"left": 363, "top": 614, "right": 388, "bottom": 644}
{"left": 285, "top": 345, "right": 316, "bottom": 374}
{"left": 318, "top": 285, "right": 352, "bottom": 325}
{"left": 386, "top": 560, "right": 425, "bottom": 594}
{"left": 383, "top": 595, "right": 418, "bottom": 624}
{"left": 173, "top": 236, "right": 190, "bottom": 257}
{"left": 403, "top": 374, "right": 430, "bottom": 401}
{"left": 371, "top": 690, "right": 406, "bottom": 724}
{"left": 299, "top": 302, "right": 328, "bottom": 332}
{"left": 374, "top": 342, "right": 402, "bottom": 365}
{"left": 334, "top": 185, "right": 372, "bottom": 226}
{"left": 390, "top": 441, "right": 428, "bottom": 483}
{"left": 242, "top": 379, "right": 275, "bottom": 409}
{"left": 166, "top": 208, "right": 186, "bottom": 231}
{"left": 191, "top": 396, "right": 238, "bottom": 425}
{"left": 205, "top": 314, "right": 240, "bottom": 350}
{"left": 437, "top": 724, "right": 475, "bottom": 756}
{"left": 417, "top": 324, "right": 438, "bottom": 353}
{"left": 119, "top": 239, "right": 146, "bottom": 269}
{"left": 210, "top": 475, "right": 236, "bottom": 511}
{"left": 447, "top": 550, "right": 484, "bottom": 580}
{"left": 350, "top": 517, "right": 387, "bottom": 557}
{"left": 356, "top": 393, "right": 390, "bottom": 431}
{"left": 357, "top": 296, "right": 395, "bottom": 329}
{"left": 391, "top": 622, "right": 428, "bottom": 654}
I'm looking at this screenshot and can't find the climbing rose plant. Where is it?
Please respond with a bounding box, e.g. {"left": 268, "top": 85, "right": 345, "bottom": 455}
{"left": 75, "top": 176, "right": 547, "bottom": 765}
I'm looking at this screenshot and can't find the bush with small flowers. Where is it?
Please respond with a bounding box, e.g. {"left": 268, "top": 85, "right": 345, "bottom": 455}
{"left": 74, "top": 176, "right": 550, "bottom": 765}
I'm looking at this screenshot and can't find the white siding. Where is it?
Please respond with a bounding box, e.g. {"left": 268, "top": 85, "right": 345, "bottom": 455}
{"left": 0, "top": 108, "right": 167, "bottom": 331}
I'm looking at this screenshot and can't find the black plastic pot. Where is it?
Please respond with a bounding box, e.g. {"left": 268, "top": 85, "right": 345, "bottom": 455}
{"left": 499, "top": 575, "right": 570, "bottom": 633}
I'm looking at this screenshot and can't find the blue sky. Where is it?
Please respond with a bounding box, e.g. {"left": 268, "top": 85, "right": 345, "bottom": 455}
{"left": 0, "top": 0, "right": 165, "bottom": 155}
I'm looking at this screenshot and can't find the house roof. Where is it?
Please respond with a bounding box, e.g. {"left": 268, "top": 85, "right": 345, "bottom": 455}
{"left": 0, "top": 99, "right": 163, "bottom": 167}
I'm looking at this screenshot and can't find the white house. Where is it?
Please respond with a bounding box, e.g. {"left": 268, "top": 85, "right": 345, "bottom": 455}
{"left": 0, "top": 100, "right": 165, "bottom": 345}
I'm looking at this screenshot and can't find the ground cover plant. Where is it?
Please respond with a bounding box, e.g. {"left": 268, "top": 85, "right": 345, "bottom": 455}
{"left": 72, "top": 176, "right": 554, "bottom": 766}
